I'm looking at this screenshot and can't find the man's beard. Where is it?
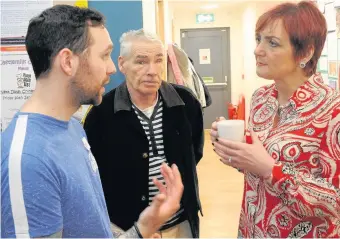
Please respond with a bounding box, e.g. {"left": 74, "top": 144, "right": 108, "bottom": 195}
{"left": 79, "top": 92, "right": 99, "bottom": 105}
{"left": 69, "top": 56, "right": 103, "bottom": 106}
{"left": 70, "top": 67, "right": 100, "bottom": 106}
{"left": 70, "top": 78, "right": 100, "bottom": 106}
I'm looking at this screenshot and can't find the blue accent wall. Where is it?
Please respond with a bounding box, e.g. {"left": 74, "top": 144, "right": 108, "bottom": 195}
{"left": 89, "top": 1, "right": 143, "bottom": 90}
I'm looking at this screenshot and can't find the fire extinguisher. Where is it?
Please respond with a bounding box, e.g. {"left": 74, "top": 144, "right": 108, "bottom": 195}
{"left": 227, "top": 94, "right": 245, "bottom": 120}
{"left": 237, "top": 94, "right": 245, "bottom": 121}
{"left": 227, "top": 103, "right": 238, "bottom": 119}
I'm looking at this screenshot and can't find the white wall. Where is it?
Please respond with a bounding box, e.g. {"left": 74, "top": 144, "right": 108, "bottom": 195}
{"left": 242, "top": 2, "right": 280, "bottom": 120}
{"left": 172, "top": 4, "right": 244, "bottom": 106}
{"left": 171, "top": 1, "right": 292, "bottom": 121}
{"left": 142, "top": 0, "right": 174, "bottom": 43}
{"left": 242, "top": 2, "right": 289, "bottom": 119}
{"left": 142, "top": 0, "right": 157, "bottom": 33}
{"left": 163, "top": 0, "right": 173, "bottom": 44}
{"left": 141, "top": 0, "right": 296, "bottom": 121}
{"left": 242, "top": 3, "right": 258, "bottom": 120}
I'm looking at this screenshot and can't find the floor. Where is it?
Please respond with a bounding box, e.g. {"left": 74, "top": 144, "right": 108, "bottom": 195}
{"left": 197, "top": 130, "right": 244, "bottom": 238}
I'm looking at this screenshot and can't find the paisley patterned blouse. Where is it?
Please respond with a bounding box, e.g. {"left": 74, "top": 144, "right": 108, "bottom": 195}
{"left": 239, "top": 74, "right": 340, "bottom": 238}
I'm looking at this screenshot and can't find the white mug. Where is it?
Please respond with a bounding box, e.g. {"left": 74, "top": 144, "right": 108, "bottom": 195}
{"left": 216, "top": 120, "right": 245, "bottom": 142}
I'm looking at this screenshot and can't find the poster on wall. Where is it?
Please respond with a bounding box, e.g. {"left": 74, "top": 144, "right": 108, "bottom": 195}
{"left": 328, "top": 60, "right": 337, "bottom": 77}
{"left": 1, "top": 1, "right": 53, "bottom": 40}
{"left": 199, "top": 48, "right": 211, "bottom": 64}
{"left": 337, "top": 7, "right": 340, "bottom": 38}
{"left": 329, "top": 79, "right": 338, "bottom": 89}
{"left": 1, "top": 0, "right": 53, "bottom": 131}
{"left": 1, "top": 51, "right": 37, "bottom": 131}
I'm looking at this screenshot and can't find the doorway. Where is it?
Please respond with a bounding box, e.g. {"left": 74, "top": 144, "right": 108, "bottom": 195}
{"left": 181, "top": 27, "right": 231, "bottom": 129}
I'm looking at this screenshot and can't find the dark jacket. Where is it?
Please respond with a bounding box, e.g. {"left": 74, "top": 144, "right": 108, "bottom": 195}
{"left": 83, "top": 81, "right": 204, "bottom": 238}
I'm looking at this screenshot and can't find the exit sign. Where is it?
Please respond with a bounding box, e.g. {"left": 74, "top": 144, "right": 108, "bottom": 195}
{"left": 196, "top": 13, "right": 214, "bottom": 23}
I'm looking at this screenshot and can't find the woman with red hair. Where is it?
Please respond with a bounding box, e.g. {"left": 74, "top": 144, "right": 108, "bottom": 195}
{"left": 210, "top": 1, "right": 340, "bottom": 238}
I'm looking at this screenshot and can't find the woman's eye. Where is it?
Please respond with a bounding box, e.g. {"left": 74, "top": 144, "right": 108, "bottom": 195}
{"left": 270, "top": 40, "right": 278, "bottom": 47}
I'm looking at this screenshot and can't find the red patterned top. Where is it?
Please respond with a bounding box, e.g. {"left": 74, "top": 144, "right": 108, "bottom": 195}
{"left": 239, "top": 74, "right": 340, "bottom": 238}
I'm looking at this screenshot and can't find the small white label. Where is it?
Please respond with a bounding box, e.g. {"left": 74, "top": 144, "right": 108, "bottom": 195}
{"left": 82, "top": 137, "right": 91, "bottom": 151}
{"left": 82, "top": 137, "right": 97, "bottom": 173}
{"left": 89, "top": 152, "right": 98, "bottom": 173}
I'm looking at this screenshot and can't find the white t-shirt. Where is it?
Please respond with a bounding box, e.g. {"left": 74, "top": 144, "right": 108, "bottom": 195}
{"left": 133, "top": 93, "right": 158, "bottom": 118}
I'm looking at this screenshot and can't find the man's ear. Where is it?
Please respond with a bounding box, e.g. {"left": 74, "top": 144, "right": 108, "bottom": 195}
{"left": 58, "top": 48, "right": 79, "bottom": 76}
{"left": 118, "top": 56, "right": 125, "bottom": 74}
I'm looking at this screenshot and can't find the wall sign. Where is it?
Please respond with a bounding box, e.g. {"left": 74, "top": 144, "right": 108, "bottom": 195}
{"left": 196, "top": 13, "right": 214, "bottom": 23}
{"left": 199, "top": 48, "right": 211, "bottom": 64}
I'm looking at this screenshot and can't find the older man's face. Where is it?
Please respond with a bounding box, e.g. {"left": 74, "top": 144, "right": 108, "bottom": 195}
{"left": 119, "top": 40, "right": 164, "bottom": 97}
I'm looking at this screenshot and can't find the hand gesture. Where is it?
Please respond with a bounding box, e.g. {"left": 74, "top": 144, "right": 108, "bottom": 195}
{"left": 136, "top": 163, "right": 183, "bottom": 238}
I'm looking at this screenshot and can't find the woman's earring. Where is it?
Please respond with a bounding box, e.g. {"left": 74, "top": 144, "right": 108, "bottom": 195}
{"left": 300, "top": 62, "right": 306, "bottom": 68}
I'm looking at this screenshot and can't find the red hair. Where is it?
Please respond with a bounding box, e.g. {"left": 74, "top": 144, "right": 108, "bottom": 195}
{"left": 256, "top": 1, "right": 327, "bottom": 76}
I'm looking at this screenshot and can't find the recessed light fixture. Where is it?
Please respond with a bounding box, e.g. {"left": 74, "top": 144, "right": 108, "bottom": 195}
{"left": 200, "top": 4, "right": 219, "bottom": 10}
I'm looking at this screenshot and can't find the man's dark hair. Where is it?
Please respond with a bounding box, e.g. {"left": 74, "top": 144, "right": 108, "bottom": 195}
{"left": 25, "top": 5, "right": 105, "bottom": 79}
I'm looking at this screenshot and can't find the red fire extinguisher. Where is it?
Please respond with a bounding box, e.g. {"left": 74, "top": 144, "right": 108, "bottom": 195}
{"left": 227, "top": 94, "right": 245, "bottom": 120}
{"left": 237, "top": 94, "right": 245, "bottom": 121}
{"left": 227, "top": 103, "right": 238, "bottom": 119}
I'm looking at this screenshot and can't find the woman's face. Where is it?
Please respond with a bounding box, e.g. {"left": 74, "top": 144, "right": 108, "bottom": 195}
{"left": 254, "top": 19, "right": 299, "bottom": 80}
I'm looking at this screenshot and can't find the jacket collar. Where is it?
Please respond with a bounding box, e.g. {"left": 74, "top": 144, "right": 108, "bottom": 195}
{"left": 114, "top": 81, "right": 184, "bottom": 113}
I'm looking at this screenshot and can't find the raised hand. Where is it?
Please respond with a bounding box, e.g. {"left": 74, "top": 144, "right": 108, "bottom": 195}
{"left": 136, "top": 163, "right": 184, "bottom": 238}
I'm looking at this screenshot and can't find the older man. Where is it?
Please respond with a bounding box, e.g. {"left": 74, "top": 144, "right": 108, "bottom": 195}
{"left": 83, "top": 29, "right": 204, "bottom": 238}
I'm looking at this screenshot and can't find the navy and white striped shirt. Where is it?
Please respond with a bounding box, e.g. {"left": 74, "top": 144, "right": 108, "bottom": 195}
{"left": 132, "top": 96, "right": 184, "bottom": 229}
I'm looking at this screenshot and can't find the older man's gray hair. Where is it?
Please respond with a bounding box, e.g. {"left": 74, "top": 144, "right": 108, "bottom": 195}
{"left": 119, "top": 29, "right": 164, "bottom": 57}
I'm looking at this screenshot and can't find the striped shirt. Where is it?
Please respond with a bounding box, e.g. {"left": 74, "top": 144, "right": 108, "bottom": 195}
{"left": 132, "top": 96, "right": 184, "bottom": 229}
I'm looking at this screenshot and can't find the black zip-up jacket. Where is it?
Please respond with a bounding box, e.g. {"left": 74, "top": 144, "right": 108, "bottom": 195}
{"left": 83, "top": 81, "right": 204, "bottom": 237}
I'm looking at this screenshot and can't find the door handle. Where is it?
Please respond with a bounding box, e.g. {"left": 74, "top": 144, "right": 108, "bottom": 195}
{"left": 205, "top": 76, "right": 228, "bottom": 86}
{"left": 205, "top": 83, "right": 227, "bottom": 86}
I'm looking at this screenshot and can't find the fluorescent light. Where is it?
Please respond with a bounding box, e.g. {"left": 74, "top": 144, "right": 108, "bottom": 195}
{"left": 200, "top": 4, "right": 219, "bottom": 10}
